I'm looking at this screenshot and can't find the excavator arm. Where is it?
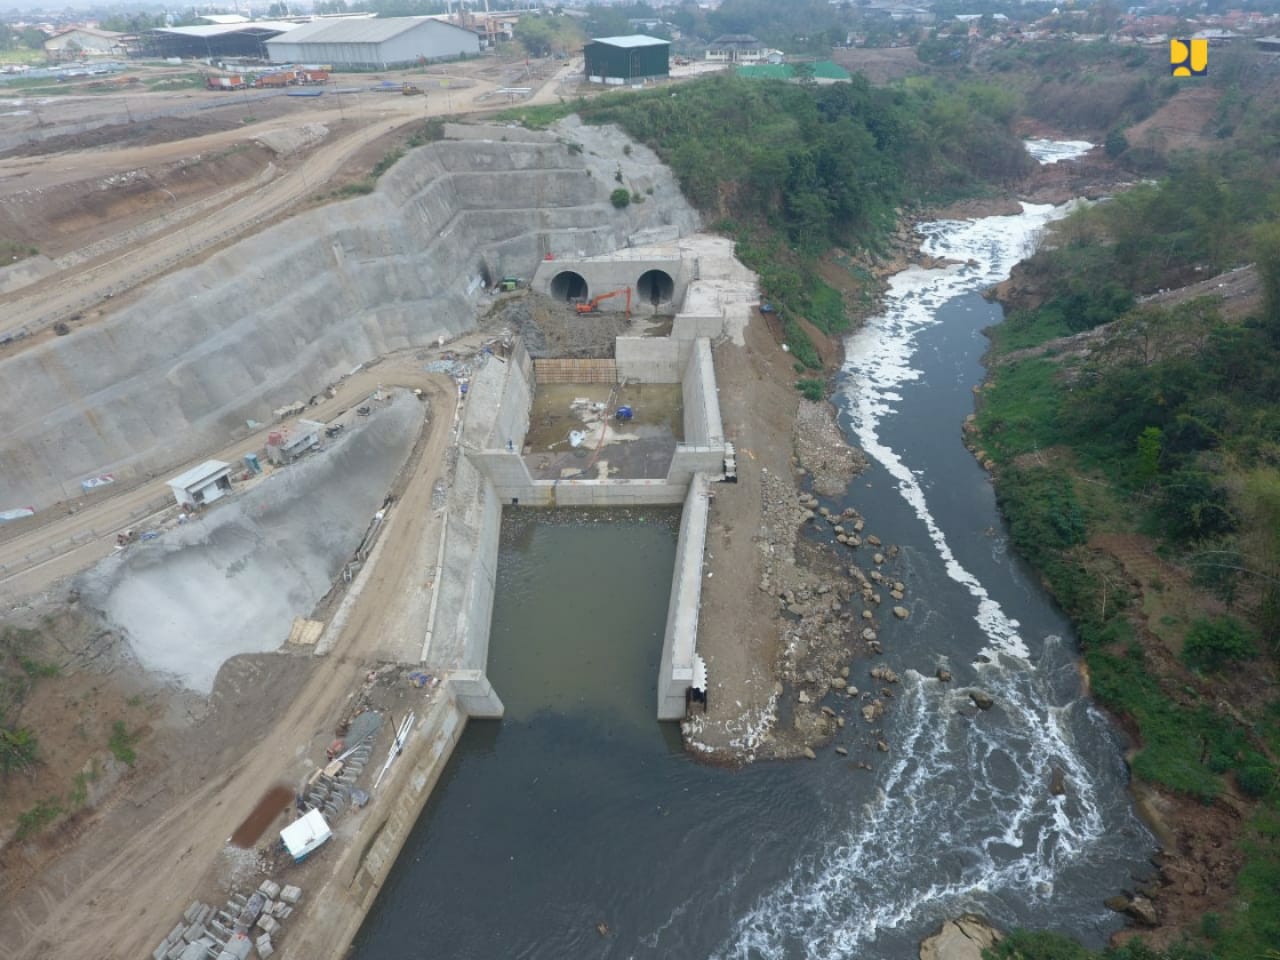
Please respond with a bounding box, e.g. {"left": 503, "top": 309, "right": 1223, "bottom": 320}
{"left": 574, "top": 287, "right": 632, "bottom": 316}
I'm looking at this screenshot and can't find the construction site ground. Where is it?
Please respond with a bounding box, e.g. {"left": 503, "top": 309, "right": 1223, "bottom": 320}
{"left": 0, "top": 51, "right": 781, "bottom": 960}
{"left": 0, "top": 52, "right": 583, "bottom": 347}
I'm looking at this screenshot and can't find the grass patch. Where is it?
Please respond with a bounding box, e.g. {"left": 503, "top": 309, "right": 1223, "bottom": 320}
{"left": 16, "top": 798, "right": 63, "bottom": 839}
{"left": 320, "top": 181, "right": 375, "bottom": 201}
{"left": 107, "top": 720, "right": 140, "bottom": 766}
{"left": 1, "top": 240, "right": 39, "bottom": 264}
{"left": 783, "top": 318, "right": 821, "bottom": 370}
{"left": 975, "top": 358, "right": 1066, "bottom": 461}
{"left": 988, "top": 309, "right": 1075, "bottom": 354}
{"left": 796, "top": 378, "right": 825, "bottom": 401}
{"left": 370, "top": 147, "right": 404, "bottom": 180}
{"left": 19, "top": 657, "right": 58, "bottom": 679}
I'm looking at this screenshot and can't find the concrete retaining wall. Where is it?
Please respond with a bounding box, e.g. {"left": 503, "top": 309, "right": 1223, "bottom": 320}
{"left": 681, "top": 338, "right": 723, "bottom": 446}
{"left": 481, "top": 343, "right": 534, "bottom": 452}
{"left": 667, "top": 445, "right": 725, "bottom": 488}
{"left": 616, "top": 337, "right": 689, "bottom": 382}
{"left": 0, "top": 123, "right": 698, "bottom": 512}
{"left": 427, "top": 395, "right": 506, "bottom": 718}
{"left": 657, "top": 473, "right": 710, "bottom": 720}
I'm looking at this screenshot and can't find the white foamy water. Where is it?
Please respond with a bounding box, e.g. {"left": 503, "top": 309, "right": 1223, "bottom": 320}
{"left": 844, "top": 201, "right": 1073, "bottom": 662}
{"left": 715, "top": 663, "right": 1116, "bottom": 959}
{"left": 714, "top": 181, "right": 1138, "bottom": 958}
{"left": 1024, "top": 139, "right": 1094, "bottom": 164}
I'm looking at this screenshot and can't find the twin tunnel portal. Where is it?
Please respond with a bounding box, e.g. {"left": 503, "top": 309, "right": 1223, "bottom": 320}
{"left": 546, "top": 267, "right": 677, "bottom": 309}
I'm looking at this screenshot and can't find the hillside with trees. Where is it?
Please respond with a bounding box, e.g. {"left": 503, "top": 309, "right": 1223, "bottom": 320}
{"left": 968, "top": 53, "right": 1280, "bottom": 960}
{"left": 516, "top": 72, "right": 1032, "bottom": 372}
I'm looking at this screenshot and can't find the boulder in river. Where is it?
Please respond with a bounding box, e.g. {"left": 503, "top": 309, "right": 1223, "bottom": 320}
{"left": 969, "top": 690, "right": 994, "bottom": 710}
{"left": 1049, "top": 766, "right": 1067, "bottom": 796}
{"left": 893, "top": 606, "right": 910, "bottom": 620}
{"left": 936, "top": 668, "right": 952, "bottom": 682}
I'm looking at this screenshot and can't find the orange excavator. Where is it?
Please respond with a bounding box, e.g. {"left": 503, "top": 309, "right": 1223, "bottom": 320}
{"left": 574, "top": 287, "right": 632, "bottom": 317}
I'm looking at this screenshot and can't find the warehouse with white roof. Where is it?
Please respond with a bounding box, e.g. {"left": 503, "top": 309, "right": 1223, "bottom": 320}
{"left": 265, "top": 16, "right": 479, "bottom": 69}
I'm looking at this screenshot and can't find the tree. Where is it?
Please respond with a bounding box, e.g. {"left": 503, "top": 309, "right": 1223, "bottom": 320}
{"left": 1136, "top": 426, "right": 1163, "bottom": 485}
{"left": 1253, "top": 221, "right": 1280, "bottom": 342}
{"left": 20, "top": 28, "right": 46, "bottom": 51}
{"left": 517, "top": 17, "right": 556, "bottom": 58}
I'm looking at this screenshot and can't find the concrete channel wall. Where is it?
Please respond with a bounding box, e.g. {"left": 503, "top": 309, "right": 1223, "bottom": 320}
{"left": 292, "top": 683, "right": 469, "bottom": 960}
{"left": 0, "top": 125, "right": 698, "bottom": 512}
{"left": 615, "top": 336, "right": 690, "bottom": 382}
{"left": 657, "top": 474, "right": 711, "bottom": 720}
{"left": 681, "top": 338, "right": 723, "bottom": 446}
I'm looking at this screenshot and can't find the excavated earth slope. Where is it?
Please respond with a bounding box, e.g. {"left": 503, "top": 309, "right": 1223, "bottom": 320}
{"left": 0, "top": 119, "right": 698, "bottom": 511}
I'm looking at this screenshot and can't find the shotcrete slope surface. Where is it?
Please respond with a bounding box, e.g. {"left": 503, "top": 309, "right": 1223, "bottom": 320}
{"left": 0, "top": 119, "right": 697, "bottom": 512}
{"left": 77, "top": 396, "right": 420, "bottom": 692}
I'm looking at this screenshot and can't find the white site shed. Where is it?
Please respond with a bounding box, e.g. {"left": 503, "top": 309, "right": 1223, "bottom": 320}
{"left": 265, "top": 16, "right": 479, "bottom": 68}
{"left": 280, "top": 808, "right": 332, "bottom": 862}
{"left": 166, "top": 460, "right": 233, "bottom": 509}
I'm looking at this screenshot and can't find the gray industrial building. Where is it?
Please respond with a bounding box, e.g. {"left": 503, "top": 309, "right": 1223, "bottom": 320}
{"left": 145, "top": 21, "right": 299, "bottom": 60}
{"left": 583, "top": 35, "right": 670, "bottom": 84}
{"left": 265, "top": 17, "right": 479, "bottom": 69}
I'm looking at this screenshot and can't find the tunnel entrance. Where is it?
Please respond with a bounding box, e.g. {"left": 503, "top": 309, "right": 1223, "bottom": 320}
{"left": 549, "top": 271, "right": 589, "bottom": 302}
{"left": 636, "top": 269, "right": 675, "bottom": 307}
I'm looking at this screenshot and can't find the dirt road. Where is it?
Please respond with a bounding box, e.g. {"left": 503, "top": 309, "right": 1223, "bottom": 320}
{"left": 0, "top": 341, "right": 488, "bottom": 602}
{"left": 0, "top": 368, "right": 458, "bottom": 960}
{"left": 0, "top": 80, "right": 499, "bottom": 342}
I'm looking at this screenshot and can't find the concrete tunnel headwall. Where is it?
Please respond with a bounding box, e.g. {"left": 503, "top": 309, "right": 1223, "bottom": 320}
{"left": 0, "top": 123, "right": 700, "bottom": 511}
{"left": 533, "top": 257, "right": 690, "bottom": 313}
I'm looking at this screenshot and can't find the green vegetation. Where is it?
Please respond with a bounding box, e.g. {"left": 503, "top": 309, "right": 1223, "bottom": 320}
{"left": 16, "top": 798, "right": 64, "bottom": 839}
{"left": 371, "top": 147, "right": 404, "bottom": 180}
{"left": 984, "top": 929, "right": 1217, "bottom": 960}
{"left": 107, "top": 720, "right": 141, "bottom": 766}
{"left": 1, "top": 625, "right": 58, "bottom": 779}
{"left": 796, "top": 378, "right": 825, "bottom": 401}
{"left": 1182, "top": 617, "right": 1257, "bottom": 673}
{"left": 510, "top": 73, "right": 1030, "bottom": 375}
{"left": 610, "top": 188, "right": 631, "bottom": 209}
{"left": 1, "top": 241, "right": 39, "bottom": 263}
{"left": 1, "top": 725, "right": 39, "bottom": 775}
{"left": 407, "top": 118, "right": 447, "bottom": 149}
{"left": 513, "top": 13, "right": 582, "bottom": 58}
{"left": 975, "top": 114, "right": 1280, "bottom": 956}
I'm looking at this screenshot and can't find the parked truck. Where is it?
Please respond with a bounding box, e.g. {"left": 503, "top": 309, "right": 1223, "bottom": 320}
{"left": 255, "top": 71, "right": 295, "bottom": 88}
{"left": 206, "top": 75, "right": 248, "bottom": 90}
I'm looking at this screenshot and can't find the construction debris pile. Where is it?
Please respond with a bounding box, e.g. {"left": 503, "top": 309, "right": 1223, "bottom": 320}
{"left": 151, "top": 883, "right": 303, "bottom": 960}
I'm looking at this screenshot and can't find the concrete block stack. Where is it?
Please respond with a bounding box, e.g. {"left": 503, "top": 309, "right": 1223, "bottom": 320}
{"left": 153, "top": 906, "right": 220, "bottom": 960}
{"left": 148, "top": 883, "right": 302, "bottom": 959}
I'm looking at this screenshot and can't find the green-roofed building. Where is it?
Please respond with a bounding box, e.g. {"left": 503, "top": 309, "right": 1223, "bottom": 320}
{"left": 584, "top": 34, "right": 670, "bottom": 85}
{"left": 736, "top": 61, "right": 851, "bottom": 81}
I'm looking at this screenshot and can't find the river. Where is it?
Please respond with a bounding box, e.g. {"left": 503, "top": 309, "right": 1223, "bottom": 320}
{"left": 351, "top": 144, "right": 1157, "bottom": 960}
